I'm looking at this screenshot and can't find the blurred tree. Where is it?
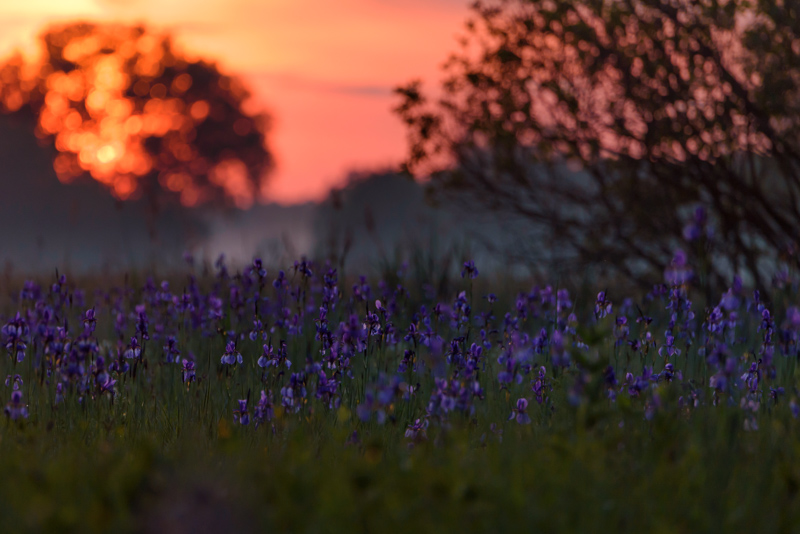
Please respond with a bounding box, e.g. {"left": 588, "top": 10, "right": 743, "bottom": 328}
{"left": 395, "top": 0, "right": 800, "bottom": 291}
{"left": 0, "top": 22, "right": 272, "bottom": 209}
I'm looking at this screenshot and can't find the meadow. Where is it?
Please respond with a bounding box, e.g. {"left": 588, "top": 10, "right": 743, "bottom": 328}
{"left": 1, "top": 250, "right": 799, "bottom": 533}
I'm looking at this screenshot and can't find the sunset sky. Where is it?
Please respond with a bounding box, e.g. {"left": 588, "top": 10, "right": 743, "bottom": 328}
{"left": 0, "top": 0, "right": 471, "bottom": 204}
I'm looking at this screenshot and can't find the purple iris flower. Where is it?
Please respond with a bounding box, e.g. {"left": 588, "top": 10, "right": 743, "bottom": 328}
{"left": 83, "top": 308, "right": 97, "bottom": 334}
{"left": 659, "top": 363, "right": 681, "bottom": 383}
{"left": 99, "top": 376, "right": 117, "bottom": 396}
{"left": 2, "top": 312, "right": 29, "bottom": 362}
{"left": 315, "top": 371, "right": 340, "bottom": 410}
{"left": 254, "top": 390, "right": 273, "bottom": 427}
{"left": 461, "top": 261, "right": 479, "bottom": 279}
{"left": 4, "top": 390, "right": 28, "bottom": 420}
{"left": 134, "top": 304, "right": 149, "bottom": 341}
{"left": 5, "top": 375, "right": 22, "bottom": 390}
{"left": 182, "top": 359, "right": 196, "bottom": 384}
{"left": 405, "top": 418, "right": 428, "bottom": 442}
{"left": 293, "top": 258, "right": 313, "bottom": 278}
{"left": 719, "top": 289, "right": 740, "bottom": 312}
{"left": 259, "top": 342, "right": 290, "bottom": 369}
{"left": 706, "top": 307, "right": 724, "bottom": 334}
{"left": 532, "top": 366, "right": 550, "bottom": 404}
{"left": 626, "top": 368, "right": 654, "bottom": 397}
{"left": 250, "top": 318, "right": 265, "bottom": 341}
{"left": 273, "top": 270, "right": 287, "bottom": 290}
{"left": 398, "top": 349, "right": 417, "bottom": 373}
{"left": 234, "top": 399, "right": 249, "bottom": 425}
{"left": 509, "top": 398, "right": 531, "bottom": 424}
{"left": 163, "top": 336, "right": 181, "bottom": 364}
{"left": 658, "top": 333, "right": 681, "bottom": 358}
{"left": 251, "top": 258, "right": 267, "bottom": 279}
{"left": 221, "top": 341, "right": 243, "bottom": 365}
{"left": 741, "top": 361, "right": 760, "bottom": 392}
{"left": 208, "top": 296, "right": 224, "bottom": 320}
{"left": 614, "top": 316, "right": 629, "bottom": 344}
{"left": 123, "top": 337, "right": 142, "bottom": 360}
{"left": 664, "top": 249, "right": 693, "bottom": 286}
{"left": 280, "top": 386, "right": 295, "bottom": 411}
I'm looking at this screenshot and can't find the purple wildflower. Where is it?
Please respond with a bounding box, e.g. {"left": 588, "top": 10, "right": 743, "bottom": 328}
{"left": 461, "top": 260, "right": 479, "bottom": 279}
{"left": 182, "top": 358, "right": 196, "bottom": 384}
{"left": 595, "top": 292, "right": 612, "bottom": 319}
{"left": 532, "top": 366, "right": 550, "bottom": 405}
{"left": 163, "top": 336, "right": 181, "bottom": 364}
{"left": 405, "top": 418, "right": 429, "bottom": 443}
{"left": 234, "top": 399, "right": 249, "bottom": 425}
{"left": 658, "top": 332, "right": 681, "bottom": 358}
{"left": 4, "top": 390, "right": 28, "bottom": 420}
{"left": 254, "top": 390, "right": 274, "bottom": 427}
{"left": 123, "top": 337, "right": 142, "bottom": 360}
{"left": 2, "top": 312, "right": 29, "bottom": 362}
{"left": 83, "top": 308, "right": 97, "bottom": 334}
{"left": 509, "top": 398, "right": 531, "bottom": 424}
{"left": 5, "top": 374, "right": 22, "bottom": 390}
{"left": 221, "top": 341, "right": 243, "bottom": 366}
{"left": 664, "top": 249, "right": 693, "bottom": 286}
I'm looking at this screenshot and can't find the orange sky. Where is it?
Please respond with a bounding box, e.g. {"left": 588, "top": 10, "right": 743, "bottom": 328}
{"left": 0, "top": 0, "right": 471, "bottom": 204}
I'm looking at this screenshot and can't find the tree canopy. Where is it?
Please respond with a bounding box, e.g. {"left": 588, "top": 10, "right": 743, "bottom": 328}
{"left": 395, "top": 0, "right": 800, "bottom": 291}
{"left": 0, "top": 22, "right": 272, "bottom": 208}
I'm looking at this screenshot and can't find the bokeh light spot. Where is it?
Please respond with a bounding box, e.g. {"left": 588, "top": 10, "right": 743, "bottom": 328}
{"left": 190, "top": 100, "right": 209, "bottom": 121}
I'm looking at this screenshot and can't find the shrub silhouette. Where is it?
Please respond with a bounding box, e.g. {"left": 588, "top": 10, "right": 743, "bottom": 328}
{"left": 395, "top": 0, "right": 800, "bottom": 291}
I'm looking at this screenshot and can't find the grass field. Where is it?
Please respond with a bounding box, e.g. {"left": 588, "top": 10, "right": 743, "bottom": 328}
{"left": 1, "top": 253, "right": 799, "bottom": 532}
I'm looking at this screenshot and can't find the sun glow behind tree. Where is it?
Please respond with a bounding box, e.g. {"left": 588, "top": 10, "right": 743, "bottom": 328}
{"left": 0, "top": 21, "right": 272, "bottom": 208}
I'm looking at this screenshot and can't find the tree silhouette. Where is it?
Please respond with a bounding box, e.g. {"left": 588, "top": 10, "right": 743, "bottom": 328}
{"left": 395, "top": 0, "right": 800, "bottom": 291}
{"left": 0, "top": 21, "right": 273, "bottom": 208}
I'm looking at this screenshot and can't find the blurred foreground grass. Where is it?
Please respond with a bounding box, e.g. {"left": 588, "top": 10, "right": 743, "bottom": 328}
{"left": 1, "top": 387, "right": 798, "bottom": 533}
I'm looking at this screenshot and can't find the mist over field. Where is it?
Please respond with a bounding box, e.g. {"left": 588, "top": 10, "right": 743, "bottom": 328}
{"left": 0, "top": 115, "right": 521, "bottom": 277}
